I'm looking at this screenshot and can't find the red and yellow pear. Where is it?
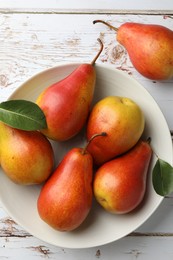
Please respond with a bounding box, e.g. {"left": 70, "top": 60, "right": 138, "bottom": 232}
{"left": 86, "top": 96, "right": 145, "bottom": 166}
{"left": 37, "top": 133, "right": 105, "bottom": 231}
{"left": 0, "top": 122, "right": 54, "bottom": 185}
{"left": 36, "top": 39, "right": 103, "bottom": 141}
{"left": 93, "top": 20, "right": 173, "bottom": 80}
{"left": 93, "top": 140, "right": 152, "bottom": 214}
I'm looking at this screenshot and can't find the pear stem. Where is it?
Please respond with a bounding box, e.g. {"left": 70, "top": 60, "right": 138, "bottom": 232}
{"left": 82, "top": 132, "right": 107, "bottom": 155}
{"left": 91, "top": 38, "right": 104, "bottom": 66}
{"left": 146, "top": 137, "right": 151, "bottom": 144}
{"left": 170, "top": 130, "right": 173, "bottom": 138}
{"left": 145, "top": 137, "right": 160, "bottom": 159}
{"left": 93, "top": 20, "right": 118, "bottom": 32}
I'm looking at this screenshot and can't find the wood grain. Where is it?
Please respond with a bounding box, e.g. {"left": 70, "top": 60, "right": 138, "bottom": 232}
{"left": 1, "top": 0, "right": 173, "bottom": 13}
{"left": 1, "top": 13, "right": 173, "bottom": 128}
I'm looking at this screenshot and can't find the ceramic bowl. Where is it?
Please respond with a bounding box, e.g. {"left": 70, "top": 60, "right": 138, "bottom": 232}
{"left": 0, "top": 63, "right": 172, "bottom": 248}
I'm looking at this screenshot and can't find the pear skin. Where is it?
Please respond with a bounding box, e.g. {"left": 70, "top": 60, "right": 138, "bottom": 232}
{"left": 93, "top": 140, "right": 152, "bottom": 214}
{"left": 117, "top": 23, "right": 173, "bottom": 80}
{"left": 86, "top": 96, "right": 145, "bottom": 166}
{"left": 0, "top": 122, "right": 54, "bottom": 185}
{"left": 37, "top": 147, "right": 93, "bottom": 231}
{"left": 93, "top": 20, "right": 173, "bottom": 80}
{"left": 36, "top": 64, "right": 96, "bottom": 141}
{"left": 36, "top": 39, "right": 103, "bottom": 141}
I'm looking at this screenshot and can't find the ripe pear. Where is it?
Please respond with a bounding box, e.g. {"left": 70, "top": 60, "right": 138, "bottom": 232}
{"left": 0, "top": 122, "right": 54, "bottom": 185}
{"left": 37, "top": 133, "right": 105, "bottom": 231}
{"left": 93, "top": 20, "right": 173, "bottom": 80}
{"left": 86, "top": 96, "right": 145, "bottom": 166}
{"left": 36, "top": 39, "right": 103, "bottom": 141}
{"left": 93, "top": 140, "right": 152, "bottom": 214}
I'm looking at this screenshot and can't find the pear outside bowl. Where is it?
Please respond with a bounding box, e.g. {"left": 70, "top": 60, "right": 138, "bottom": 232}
{"left": 0, "top": 63, "right": 172, "bottom": 249}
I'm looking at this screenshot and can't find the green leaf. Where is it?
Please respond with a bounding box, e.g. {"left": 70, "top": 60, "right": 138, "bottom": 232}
{"left": 0, "top": 100, "right": 47, "bottom": 131}
{"left": 152, "top": 158, "right": 173, "bottom": 196}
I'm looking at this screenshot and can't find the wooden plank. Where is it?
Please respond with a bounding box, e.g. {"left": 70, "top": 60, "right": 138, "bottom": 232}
{"left": 0, "top": 0, "right": 173, "bottom": 13}
{"left": 1, "top": 13, "right": 173, "bottom": 128}
{"left": 1, "top": 235, "right": 173, "bottom": 259}
{"left": 1, "top": 12, "right": 173, "bottom": 258}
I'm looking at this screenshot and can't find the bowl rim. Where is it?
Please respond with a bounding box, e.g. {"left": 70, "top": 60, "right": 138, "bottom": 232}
{"left": 0, "top": 62, "right": 172, "bottom": 249}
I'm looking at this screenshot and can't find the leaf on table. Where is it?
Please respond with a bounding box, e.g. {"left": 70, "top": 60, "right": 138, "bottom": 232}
{"left": 0, "top": 100, "right": 47, "bottom": 131}
{"left": 152, "top": 158, "right": 173, "bottom": 196}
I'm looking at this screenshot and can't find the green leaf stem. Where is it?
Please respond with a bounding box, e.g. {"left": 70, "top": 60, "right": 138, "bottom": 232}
{"left": 152, "top": 158, "right": 173, "bottom": 196}
{"left": 0, "top": 100, "right": 47, "bottom": 131}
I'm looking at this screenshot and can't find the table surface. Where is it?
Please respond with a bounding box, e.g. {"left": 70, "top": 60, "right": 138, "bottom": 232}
{"left": 1, "top": 1, "right": 173, "bottom": 259}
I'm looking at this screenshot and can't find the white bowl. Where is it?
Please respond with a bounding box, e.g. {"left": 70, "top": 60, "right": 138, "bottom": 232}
{"left": 0, "top": 63, "right": 172, "bottom": 249}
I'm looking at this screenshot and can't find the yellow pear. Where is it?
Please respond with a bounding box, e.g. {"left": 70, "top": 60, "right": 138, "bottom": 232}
{"left": 86, "top": 96, "right": 145, "bottom": 165}
{"left": 0, "top": 122, "right": 54, "bottom": 185}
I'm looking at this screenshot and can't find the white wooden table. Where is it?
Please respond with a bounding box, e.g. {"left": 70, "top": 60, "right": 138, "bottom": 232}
{"left": 1, "top": 1, "right": 173, "bottom": 259}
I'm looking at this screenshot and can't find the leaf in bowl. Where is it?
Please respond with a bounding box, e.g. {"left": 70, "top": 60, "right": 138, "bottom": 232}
{"left": 0, "top": 100, "right": 47, "bottom": 131}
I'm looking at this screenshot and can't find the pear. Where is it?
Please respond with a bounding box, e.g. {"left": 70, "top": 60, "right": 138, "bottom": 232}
{"left": 37, "top": 133, "right": 105, "bottom": 231}
{"left": 86, "top": 96, "right": 145, "bottom": 166}
{"left": 93, "top": 140, "right": 152, "bottom": 214}
{"left": 36, "top": 39, "right": 103, "bottom": 141}
{"left": 0, "top": 122, "right": 54, "bottom": 185}
{"left": 93, "top": 20, "right": 173, "bottom": 80}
